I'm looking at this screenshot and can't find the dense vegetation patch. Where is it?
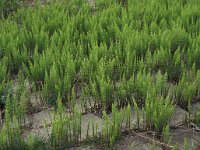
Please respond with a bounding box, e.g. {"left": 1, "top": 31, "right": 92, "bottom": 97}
{"left": 0, "top": 0, "right": 200, "bottom": 149}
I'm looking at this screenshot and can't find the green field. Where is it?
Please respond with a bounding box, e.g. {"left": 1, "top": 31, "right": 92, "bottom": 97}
{"left": 0, "top": 0, "right": 200, "bottom": 149}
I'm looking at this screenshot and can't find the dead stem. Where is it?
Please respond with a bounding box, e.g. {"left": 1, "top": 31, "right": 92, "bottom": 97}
{"left": 132, "top": 131, "right": 182, "bottom": 150}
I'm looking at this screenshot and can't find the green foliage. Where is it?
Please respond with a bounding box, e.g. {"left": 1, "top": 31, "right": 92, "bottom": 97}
{"left": 194, "top": 110, "right": 200, "bottom": 126}
{"left": 51, "top": 96, "right": 81, "bottom": 148}
{"left": 0, "top": 0, "right": 200, "bottom": 148}
{"left": 169, "top": 28, "right": 190, "bottom": 54}
{"left": 145, "top": 94, "right": 174, "bottom": 135}
{"left": 0, "top": 0, "right": 24, "bottom": 18}
{"left": 0, "top": 81, "right": 6, "bottom": 106}
{"left": 162, "top": 125, "right": 171, "bottom": 144}
{"left": 0, "top": 61, "right": 7, "bottom": 107}
{"left": 0, "top": 114, "right": 28, "bottom": 149}
{"left": 102, "top": 104, "right": 125, "bottom": 148}
{"left": 0, "top": 61, "right": 7, "bottom": 106}
{"left": 1, "top": 0, "right": 199, "bottom": 108}
{"left": 183, "top": 138, "right": 190, "bottom": 150}
{"left": 175, "top": 67, "right": 199, "bottom": 107}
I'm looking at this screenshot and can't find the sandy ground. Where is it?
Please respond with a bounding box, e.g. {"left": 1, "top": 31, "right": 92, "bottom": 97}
{"left": 1, "top": 1, "right": 200, "bottom": 149}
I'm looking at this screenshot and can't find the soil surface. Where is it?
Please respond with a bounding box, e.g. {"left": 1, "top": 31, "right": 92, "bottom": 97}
{"left": 1, "top": 83, "right": 200, "bottom": 150}
{"left": 1, "top": 1, "right": 200, "bottom": 149}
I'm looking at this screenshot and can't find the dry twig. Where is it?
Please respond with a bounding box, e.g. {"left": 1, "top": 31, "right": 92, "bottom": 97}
{"left": 132, "top": 131, "right": 183, "bottom": 150}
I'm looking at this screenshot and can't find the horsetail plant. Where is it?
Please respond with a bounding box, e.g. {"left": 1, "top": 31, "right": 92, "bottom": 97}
{"left": 0, "top": 0, "right": 200, "bottom": 149}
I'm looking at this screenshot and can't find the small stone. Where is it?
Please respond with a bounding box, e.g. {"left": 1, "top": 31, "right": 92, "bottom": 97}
{"left": 190, "top": 101, "right": 200, "bottom": 115}
{"left": 170, "top": 107, "right": 188, "bottom": 127}
{"left": 32, "top": 109, "right": 53, "bottom": 129}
